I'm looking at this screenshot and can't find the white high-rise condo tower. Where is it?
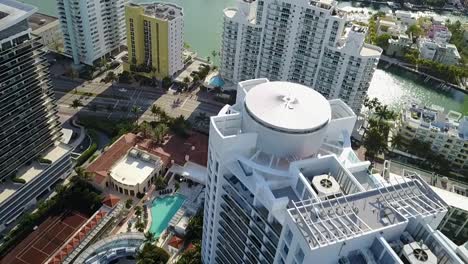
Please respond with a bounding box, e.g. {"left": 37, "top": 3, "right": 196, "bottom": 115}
{"left": 202, "top": 78, "right": 465, "bottom": 264}
{"left": 57, "top": 0, "right": 127, "bottom": 65}
{"left": 220, "top": 0, "right": 382, "bottom": 113}
{"left": 0, "top": 0, "right": 72, "bottom": 232}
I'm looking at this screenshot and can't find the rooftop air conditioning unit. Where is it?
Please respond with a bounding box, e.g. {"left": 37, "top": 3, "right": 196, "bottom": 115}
{"left": 402, "top": 241, "right": 437, "bottom": 264}
{"left": 141, "top": 153, "right": 151, "bottom": 162}
{"left": 311, "top": 174, "right": 341, "bottom": 199}
{"left": 129, "top": 149, "right": 139, "bottom": 157}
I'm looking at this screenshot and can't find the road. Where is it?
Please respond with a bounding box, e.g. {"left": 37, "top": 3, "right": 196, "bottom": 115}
{"left": 52, "top": 78, "right": 223, "bottom": 122}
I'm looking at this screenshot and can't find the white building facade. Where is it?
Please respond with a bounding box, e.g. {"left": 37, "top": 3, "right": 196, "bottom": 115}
{"left": 202, "top": 78, "right": 465, "bottom": 264}
{"left": 398, "top": 104, "right": 468, "bottom": 168}
{"left": 220, "top": 0, "right": 382, "bottom": 113}
{"left": 56, "top": 0, "right": 127, "bottom": 65}
{"left": 418, "top": 38, "right": 461, "bottom": 65}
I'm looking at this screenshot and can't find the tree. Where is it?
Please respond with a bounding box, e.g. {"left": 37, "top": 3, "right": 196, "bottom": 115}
{"left": 75, "top": 166, "right": 92, "bottom": 181}
{"left": 185, "top": 210, "right": 203, "bottom": 242}
{"left": 363, "top": 96, "right": 381, "bottom": 112}
{"left": 362, "top": 126, "right": 387, "bottom": 161}
{"left": 375, "top": 105, "right": 396, "bottom": 121}
{"left": 71, "top": 99, "right": 83, "bottom": 109}
{"left": 69, "top": 68, "right": 78, "bottom": 81}
{"left": 183, "top": 76, "right": 191, "bottom": 89}
{"left": 154, "top": 176, "right": 166, "bottom": 190}
{"left": 162, "top": 76, "right": 172, "bottom": 89}
{"left": 139, "top": 122, "right": 152, "bottom": 138}
{"left": 389, "top": 133, "right": 404, "bottom": 151}
{"left": 151, "top": 105, "right": 162, "bottom": 122}
{"left": 135, "top": 206, "right": 142, "bottom": 217}
{"left": 174, "top": 182, "right": 180, "bottom": 191}
{"left": 211, "top": 50, "right": 218, "bottom": 64}
{"left": 135, "top": 221, "right": 145, "bottom": 232}
{"left": 136, "top": 243, "right": 170, "bottom": 264}
{"left": 177, "top": 243, "right": 202, "bottom": 264}
{"left": 192, "top": 75, "right": 200, "bottom": 84}
{"left": 375, "top": 34, "right": 391, "bottom": 50}
{"left": 151, "top": 67, "right": 158, "bottom": 85}
{"left": 155, "top": 123, "right": 169, "bottom": 143}
{"left": 131, "top": 105, "right": 141, "bottom": 121}
{"left": 406, "top": 24, "right": 424, "bottom": 38}
{"left": 144, "top": 231, "right": 156, "bottom": 243}
{"left": 125, "top": 199, "right": 133, "bottom": 209}
{"left": 171, "top": 115, "right": 191, "bottom": 137}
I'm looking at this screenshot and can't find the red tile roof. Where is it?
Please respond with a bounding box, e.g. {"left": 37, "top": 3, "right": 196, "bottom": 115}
{"left": 185, "top": 243, "right": 195, "bottom": 252}
{"left": 87, "top": 133, "right": 138, "bottom": 185}
{"left": 49, "top": 211, "right": 108, "bottom": 263}
{"left": 102, "top": 194, "right": 120, "bottom": 208}
{"left": 168, "top": 235, "right": 184, "bottom": 249}
{"left": 86, "top": 131, "right": 208, "bottom": 186}
{"left": 138, "top": 132, "right": 208, "bottom": 167}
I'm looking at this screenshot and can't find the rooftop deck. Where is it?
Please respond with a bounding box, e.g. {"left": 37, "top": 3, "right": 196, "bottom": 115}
{"left": 139, "top": 2, "right": 183, "bottom": 21}
{"left": 403, "top": 103, "right": 467, "bottom": 139}
{"left": 0, "top": 0, "right": 37, "bottom": 31}
{"left": 0, "top": 144, "right": 71, "bottom": 204}
{"left": 289, "top": 172, "right": 447, "bottom": 249}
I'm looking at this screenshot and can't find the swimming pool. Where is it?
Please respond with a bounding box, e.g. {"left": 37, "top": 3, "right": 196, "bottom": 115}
{"left": 209, "top": 75, "right": 225, "bottom": 87}
{"left": 150, "top": 194, "right": 185, "bottom": 237}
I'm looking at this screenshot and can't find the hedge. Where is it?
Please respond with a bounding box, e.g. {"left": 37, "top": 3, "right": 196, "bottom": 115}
{"left": 11, "top": 178, "right": 26, "bottom": 184}
{"left": 75, "top": 129, "right": 99, "bottom": 167}
{"left": 37, "top": 157, "right": 52, "bottom": 164}
{"left": 76, "top": 143, "right": 97, "bottom": 167}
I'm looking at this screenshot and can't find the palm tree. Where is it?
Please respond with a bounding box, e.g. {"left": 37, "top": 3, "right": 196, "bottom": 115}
{"left": 150, "top": 105, "right": 161, "bottom": 122}
{"left": 152, "top": 123, "right": 169, "bottom": 144}
{"left": 192, "top": 75, "right": 200, "bottom": 84}
{"left": 154, "top": 176, "right": 165, "bottom": 190}
{"left": 364, "top": 97, "right": 381, "bottom": 112}
{"left": 389, "top": 133, "right": 404, "bottom": 151}
{"left": 71, "top": 99, "right": 83, "bottom": 109}
{"left": 125, "top": 199, "right": 133, "bottom": 209}
{"left": 177, "top": 243, "right": 202, "bottom": 264}
{"left": 211, "top": 50, "right": 218, "bottom": 64}
{"left": 362, "top": 126, "right": 387, "bottom": 162}
{"left": 75, "top": 166, "right": 92, "bottom": 181}
{"left": 150, "top": 67, "right": 157, "bottom": 85}
{"left": 183, "top": 76, "right": 191, "bottom": 89}
{"left": 131, "top": 105, "right": 141, "bottom": 122}
{"left": 375, "top": 105, "right": 397, "bottom": 121}
{"left": 135, "top": 206, "right": 142, "bottom": 217}
{"left": 70, "top": 69, "right": 78, "bottom": 81}
{"left": 106, "top": 71, "right": 117, "bottom": 89}
{"left": 136, "top": 243, "right": 169, "bottom": 264}
{"left": 139, "top": 122, "right": 152, "bottom": 138}
{"left": 144, "top": 231, "right": 156, "bottom": 243}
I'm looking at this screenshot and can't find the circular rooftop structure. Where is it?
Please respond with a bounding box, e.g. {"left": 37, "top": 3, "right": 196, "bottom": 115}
{"left": 244, "top": 81, "right": 331, "bottom": 133}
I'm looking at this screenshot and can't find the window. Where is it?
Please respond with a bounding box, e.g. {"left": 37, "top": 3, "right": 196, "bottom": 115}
{"left": 295, "top": 248, "right": 305, "bottom": 263}
{"left": 285, "top": 228, "right": 293, "bottom": 244}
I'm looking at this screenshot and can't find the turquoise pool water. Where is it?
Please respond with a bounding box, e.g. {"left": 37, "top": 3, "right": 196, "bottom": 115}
{"left": 209, "top": 75, "right": 225, "bottom": 87}
{"left": 150, "top": 194, "right": 185, "bottom": 236}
